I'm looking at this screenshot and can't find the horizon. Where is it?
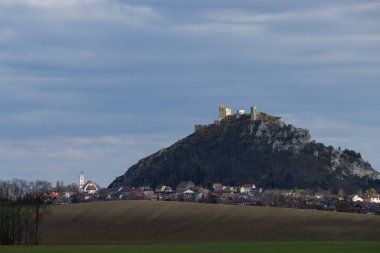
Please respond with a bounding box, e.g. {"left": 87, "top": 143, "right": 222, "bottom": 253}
{"left": 1, "top": 0, "right": 380, "bottom": 187}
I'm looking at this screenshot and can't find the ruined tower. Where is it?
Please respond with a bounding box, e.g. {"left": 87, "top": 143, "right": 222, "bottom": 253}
{"left": 236, "top": 109, "right": 245, "bottom": 118}
{"left": 218, "top": 104, "right": 232, "bottom": 121}
{"left": 250, "top": 106, "right": 257, "bottom": 121}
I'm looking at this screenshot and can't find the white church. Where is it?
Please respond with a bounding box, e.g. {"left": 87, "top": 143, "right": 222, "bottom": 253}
{"left": 79, "top": 171, "right": 99, "bottom": 194}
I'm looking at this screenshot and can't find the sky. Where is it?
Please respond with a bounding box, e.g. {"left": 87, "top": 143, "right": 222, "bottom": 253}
{"left": 0, "top": 0, "right": 379, "bottom": 187}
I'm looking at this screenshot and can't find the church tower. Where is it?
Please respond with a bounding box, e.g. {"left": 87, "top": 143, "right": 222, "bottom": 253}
{"left": 79, "top": 170, "right": 85, "bottom": 191}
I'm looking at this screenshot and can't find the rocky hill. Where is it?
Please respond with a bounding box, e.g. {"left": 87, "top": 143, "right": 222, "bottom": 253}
{"left": 109, "top": 113, "right": 380, "bottom": 193}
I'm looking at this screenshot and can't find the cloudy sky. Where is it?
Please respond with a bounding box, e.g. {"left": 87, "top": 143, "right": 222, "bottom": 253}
{"left": 0, "top": 0, "right": 379, "bottom": 187}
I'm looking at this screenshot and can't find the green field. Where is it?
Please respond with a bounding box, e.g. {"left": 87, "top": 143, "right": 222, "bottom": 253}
{"left": 1, "top": 242, "right": 380, "bottom": 253}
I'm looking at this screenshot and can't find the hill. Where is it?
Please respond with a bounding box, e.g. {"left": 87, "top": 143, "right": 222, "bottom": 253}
{"left": 39, "top": 201, "right": 380, "bottom": 244}
{"left": 109, "top": 112, "right": 380, "bottom": 193}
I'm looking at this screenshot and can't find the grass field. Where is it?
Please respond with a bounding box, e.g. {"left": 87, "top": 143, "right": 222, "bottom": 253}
{"left": 1, "top": 242, "right": 380, "bottom": 253}
{"left": 39, "top": 200, "right": 380, "bottom": 244}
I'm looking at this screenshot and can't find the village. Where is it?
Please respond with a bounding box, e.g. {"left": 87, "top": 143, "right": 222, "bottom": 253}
{"left": 46, "top": 105, "right": 380, "bottom": 215}
{"left": 47, "top": 171, "right": 380, "bottom": 216}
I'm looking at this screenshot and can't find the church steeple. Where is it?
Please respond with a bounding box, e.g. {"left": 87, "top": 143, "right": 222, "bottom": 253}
{"left": 79, "top": 170, "right": 85, "bottom": 191}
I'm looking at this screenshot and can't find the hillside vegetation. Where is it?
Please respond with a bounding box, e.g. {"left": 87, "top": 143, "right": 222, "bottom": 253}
{"left": 39, "top": 201, "right": 380, "bottom": 244}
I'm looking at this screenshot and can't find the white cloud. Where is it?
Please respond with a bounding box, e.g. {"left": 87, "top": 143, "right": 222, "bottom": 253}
{"left": 45, "top": 148, "right": 103, "bottom": 160}
{"left": 0, "top": 0, "right": 90, "bottom": 7}
{"left": 174, "top": 23, "right": 265, "bottom": 36}
{"left": 203, "top": 3, "right": 380, "bottom": 24}
{"left": 100, "top": 136, "right": 122, "bottom": 145}
{"left": 165, "top": 2, "right": 380, "bottom": 67}
{"left": 0, "top": 0, "right": 160, "bottom": 25}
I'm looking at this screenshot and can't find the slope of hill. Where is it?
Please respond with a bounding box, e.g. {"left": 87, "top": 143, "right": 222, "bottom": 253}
{"left": 109, "top": 113, "right": 380, "bottom": 193}
{"left": 39, "top": 201, "right": 380, "bottom": 244}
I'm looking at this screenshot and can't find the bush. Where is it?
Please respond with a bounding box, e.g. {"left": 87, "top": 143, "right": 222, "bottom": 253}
{"left": 343, "top": 149, "right": 361, "bottom": 159}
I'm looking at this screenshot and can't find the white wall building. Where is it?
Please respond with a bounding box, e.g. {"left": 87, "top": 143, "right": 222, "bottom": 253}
{"left": 240, "top": 184, "right": 256, "bottom": 194}
{"left": 79, "top": 171, "right": 99, "bottom": 194}
{"left": 352, "top": 195, "right": 363, "bottom": 202}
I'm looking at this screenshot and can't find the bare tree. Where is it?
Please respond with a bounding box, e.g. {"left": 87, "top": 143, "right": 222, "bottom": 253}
{"left": 64, "top": 183, "right": 79, "bottom": 192}
{"left": 54, "top": 181, "right": 65, "bottom": 193}
{"left": 0, "top": 179, "right": 51, "bottom": 245}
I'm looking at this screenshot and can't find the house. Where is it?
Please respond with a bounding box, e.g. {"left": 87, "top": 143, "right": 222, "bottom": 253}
{"left": 367, "top": 195, "right": 380, "bottom": 203}
{"left": 155, "top": 185, "right": 174, "bottom": 193}
{"left": 220, "top": 193, "right": 237, "bottom": 203}
{"left": 183, "top": 190, "right": 195, "bottom": 201}
{"left": 79, "top": 171, "right": 99, "bottom": 194}
{"left": 98, "top": 188, "right": 113, "bottom": 200}
{"left": 226, "top": 186, "right": 239, "bottom": 193}
{"left": 52, "top": 196, "right": 70, "bottom": 204}
{"left": 314, "top": 193, "right": 325, "bottom": 199}
{"left": 212, "top": 183, "right": 223, "bottom": 193}
{"left": 371, "top": 197, "right": 380, "bottom": 203}
{"left": 138, "top": 186, "right": 152, "bottom": 191}
{"left": 143, "top": 190, "right": 157, "bottom": 200}
{"left": 83, "top": 193, "right": 98, "bottom": 201}
{"left": 352, "top": 195, "right": 364, "bottom": 202}
{"left": 176, "top": 181, "right": 195, "bottom": 193}
{"left": 196, "top": 188, "right": 211, "bottom": 201}
{"left": 263, "top": 189, "right": 292, "bottom": 196}
{"left": 49, "top": 192, "right": 60, "bottom": 199}
{"left": 105, "top": 186, "right": 129, "bottom": 200}
{"left": 240, "top": 183, "right": 256, "bottom": 194}
{"left": 123, "top": 190, "right": 143, "bottom": 200}
{"left": 64, "top": 192, "right": 75, "bottom": 198}
{"left": 83, "top": 181, "right": 99, "bottom": 194}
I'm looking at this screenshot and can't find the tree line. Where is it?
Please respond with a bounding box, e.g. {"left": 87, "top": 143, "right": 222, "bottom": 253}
{"left": 0, "top": 179, "right": 51, "bottom": 245}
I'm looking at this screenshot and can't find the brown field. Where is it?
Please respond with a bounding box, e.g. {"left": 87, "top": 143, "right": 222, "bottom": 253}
{"left": 40, "top": 201, "right": 380, "bottom": 244}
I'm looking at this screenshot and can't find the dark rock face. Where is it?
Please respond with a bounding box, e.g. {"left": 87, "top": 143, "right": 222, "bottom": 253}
{"left": 109, "top": 114, "right": 380, "bottom": 193}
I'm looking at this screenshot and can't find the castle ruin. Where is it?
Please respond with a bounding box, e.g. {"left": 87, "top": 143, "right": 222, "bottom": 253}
{"left": 218, "top": 104, "right": 232, "bottom": 122}
{"left": 236, "top": 109, "right": 246, "bottom": 118}
{"left": 194, "top": 104, "right": 261, "bottom": 132}
{"left": 218, "top": 104, "right": 258, "bottom": 122}
{"left": 250, "top": 106, "right": 257, "bottom": 121}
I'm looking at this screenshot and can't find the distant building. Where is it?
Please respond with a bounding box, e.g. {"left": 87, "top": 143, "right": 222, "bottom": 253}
{"left": 83, "top": 181, "right": 99, "bottom": 194}
{"left": 250, "top": 106, "right": 257, "bottom": 121}
{"left": 123, "top": 190, "right": 143, "bottom": 200}
{"left": 236, "top": 109, "right": 246, "bottom": 118}
{"left": 143, "top": 190, "right": 157, "bottom": 200}
{"left": 218, "top": 105, "right": 232, "bottom": 121}
{"left": 240, "top": 183, "right": 256, "bottom": 194}
{"left": 220, "top": 193, "right": 237, "bottom": 203}
{"left": 212, "top": 183, "right": 223, "bottom": 193}
{"left": 79, "top": 171, "right": 99, "bottom": 194}
{"left": 155, "top": 185, "right": 173, "bottom": 193}
{"left": 352, "top": 195, "right": 363, "bottom": 202}
{"left": 218, "top": 104, "right": 258, "bottom": 122}
{"left": 79, "top": 171, "right": 85, "bottom": 190}
{"left": 176, "top": 181, "right": 195, "bottom": 193}
{"left": 197, "top": 188, "right": 210, "bottom": 200}
{"left": 369, "top": 195, "right": 380, "bottom": 203}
